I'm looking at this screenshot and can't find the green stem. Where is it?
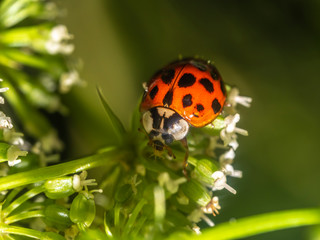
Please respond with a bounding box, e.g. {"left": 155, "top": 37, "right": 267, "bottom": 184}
{"left": 114, "top": 203, "right": 121, "bottom": 237}
{"left": 0, "top": 146, "right": 127, "bottom": 191}
{"left": 131, "top": 216, "right": 147, "bottom": 238}
{"left": 168, "top": 208, "right": 320, "bottom": 240}
{"left": 2, "top": 186, "right": 45, "bottom": 218}
{"left": 2, "top": 48, "right": 51, "bottom": 70}
{"left": 0, "top": 223, "right": 45, "bottom": 239}
{"left": 5, "top": 210, "right": 44, "bottom": 224}
{"left": 123, "top": 198, "right": 147, "bottom": 236}
{"left": 2, "top": 187, "right": 23, "bottom": 208}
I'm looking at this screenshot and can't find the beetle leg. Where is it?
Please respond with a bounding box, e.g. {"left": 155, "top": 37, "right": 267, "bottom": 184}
{"left": 164, "top": 145, "right": 176, "bottom": 159}
{"left": 180, "top": 138, "right": 189, "bottom": 178}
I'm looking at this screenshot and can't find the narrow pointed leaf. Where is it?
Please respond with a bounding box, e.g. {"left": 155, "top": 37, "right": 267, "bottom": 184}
{"left": 97, "top": 87, "right": 126, "bottom": 144}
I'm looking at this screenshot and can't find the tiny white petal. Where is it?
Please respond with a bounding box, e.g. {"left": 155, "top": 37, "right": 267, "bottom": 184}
{"left": 234, "top": 127, "right": 249, "bottom": 136}
{"left": 235, "top": 95, "right": 252, "bottom": 108}
{"left": 211, "top": 170, "right": 225, "bottom": 180}
{"left": 60, "top": 70, "right": 82, "bottom": 93}
{"left": 0, "top": 87, "right": 9, "bottom": 93}
{"left": 45, "top": 41, "right": 59, "bottom": 54}
{"left": 0, "top": 191, "right": 8, "bottom": 196}
{"left": 11, "top": 137, "right": 24, "bottom": 146}
{"left": 7, "top": 145, "right": 27, "bottom": 167}
{"left": 211, "top": 171, "right": 237, "bottom": 194}
{"left": 0, "top": 112, "right": 13, "bottom": 129}
{"left": 220, "top": 113, "right": 248, "bottom": 146}
{"left": 61, "top": 44, "right": 74, "bottom": 54}
{"left": 226, "top": 87, "right": 252, "bottom": 108}
{"left": 232, "top": 170, "right": 243, "bottom": 178}
{"left": 50, "top": 25, "right": 73, "bottom": 42}
{"left": 73, "top": 174, "right": 82, "bottom": 192}
{"left": 45, "top": 25, "right": 74, "bottom": 55}
{"left": 228, "top": 139, "right": 239, "bottom": 150}
{"left": 192, "top": 225, "right": 201, "bottom": 234}
{"left": 8, "top": 158, "right": 21, "bottom": 167}
{"left": 223, "top": 164, "right": 243, "bottom": 178}
{"left": 223, "top": 164, "right": 234, "bottom": 174}
{"left": 219, "top": 148, "right": 236, "bottom": 163}
{"left": 202, "top": 196, "right": 221, "bottom": 216}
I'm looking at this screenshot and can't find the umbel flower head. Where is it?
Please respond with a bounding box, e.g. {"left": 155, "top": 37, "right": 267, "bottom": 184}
{"left": 83, "top": 80, "right": 251, "bottom": 239}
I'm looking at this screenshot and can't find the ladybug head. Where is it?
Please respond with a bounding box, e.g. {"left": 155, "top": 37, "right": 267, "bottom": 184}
{"left": 142, "top": 107, "right": 189, "bottom": 146}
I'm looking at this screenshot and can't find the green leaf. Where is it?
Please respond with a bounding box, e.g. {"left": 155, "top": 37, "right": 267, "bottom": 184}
{"left": 166, "top": 208, "right": 320, "bottom": 240}
{"left": 0, "top": 147, "right": 123, "bottom": 191}
{"left": 97, "top": 87, "right": 126, "bottom": 144}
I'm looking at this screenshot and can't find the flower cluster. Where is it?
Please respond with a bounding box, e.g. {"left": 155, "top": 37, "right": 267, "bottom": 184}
{"left": 0, "top": 0, "right": 82, "bottom": 155}
{"left": 0, "top": 79, "right": 28, "bottom": 172}
{"left": 0, "top": 2, "right": 93, "bottom": 238}
{"left": 171, "top": 85, "right": 252, "bottom": 230}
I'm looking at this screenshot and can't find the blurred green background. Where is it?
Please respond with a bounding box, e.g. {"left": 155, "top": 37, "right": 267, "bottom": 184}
{"left": 61, "top": 1, "right": 320, "bottom": 239}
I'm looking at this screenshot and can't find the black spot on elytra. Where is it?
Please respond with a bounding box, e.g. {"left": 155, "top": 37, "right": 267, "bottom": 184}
{"left": 190, "top": 60, "right": 207, "bottom": 71}
{"left": 150, "top": 107, "right": 161, "bottom": 129}
{"left": 178, "top": 73, "right": 196, "bottom": 88}
{"left": 210, "top": 69, "right": 219, "bottom": 80}
{"left": 199, "top": 78, "right": 214, "bottom": 93}
{"left": 220, "top": 80, "right": 226, "bottom": 96}
{"left": 212, "top": 98, "right": 221, "bottom": 114}
{"left": 161, "top": 69, "right": 175, "bottom": 84}
{"left": 149, "top": 86, "right": 158, "bottom": 100}
{"left": 182, "top": 94, "right": 193, "bottom": 108}
{"left": 162, "top": 90, "right": 173, "bottom": 106}
{"left": 196, "top": 104, "right": 204, "bottom": 112}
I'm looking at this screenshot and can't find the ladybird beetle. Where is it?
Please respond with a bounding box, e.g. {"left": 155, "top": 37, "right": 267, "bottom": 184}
{"left": 140, "top": 58, "right": 226, "bottom": 160}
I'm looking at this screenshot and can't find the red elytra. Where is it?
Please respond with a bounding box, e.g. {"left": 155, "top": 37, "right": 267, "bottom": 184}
{"left": 140, "top": 58, "right": 226, "bottom": 128}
